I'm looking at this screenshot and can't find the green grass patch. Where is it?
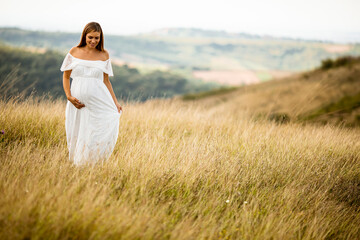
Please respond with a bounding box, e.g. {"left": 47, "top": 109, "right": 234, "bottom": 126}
{"left": 300, "top": 92, "right": 360, "bottom": 121}
{"left": 182, "top": 86, "right": 239, "bottom": 100}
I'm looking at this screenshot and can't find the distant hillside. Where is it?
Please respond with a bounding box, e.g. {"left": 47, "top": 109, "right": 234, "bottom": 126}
{"left": 1, "top": 27, "right": 359, "bottom": 81}
{"left": 182, "top": 56, "right": 360, "bottom": 127}
{"left": 0, "top": 44, "right": 215, "bottom": 101}
{"left": 144, "top": 27, "right": 263, "bottom": 39}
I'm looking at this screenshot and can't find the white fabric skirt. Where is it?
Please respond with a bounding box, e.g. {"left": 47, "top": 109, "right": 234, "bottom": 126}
{"left": 65, "top": 76, "right": 121, "bottom": 166}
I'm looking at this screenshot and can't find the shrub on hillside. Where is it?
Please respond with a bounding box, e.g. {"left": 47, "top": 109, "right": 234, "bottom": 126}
{"left": 320, "top": 56, "right": 360, "bottom": 70}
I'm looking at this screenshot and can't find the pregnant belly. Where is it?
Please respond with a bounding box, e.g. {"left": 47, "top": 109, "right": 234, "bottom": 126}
{"left": 70, "top": 78, "right": 116, "bottom": 113}
{"left": 70, "top": 78, "right": 99, "bottom": 105}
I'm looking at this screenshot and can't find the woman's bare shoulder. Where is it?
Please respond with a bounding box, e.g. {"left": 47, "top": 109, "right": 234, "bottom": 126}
{"left": 69, "top": 46, "right": 79, "bottom": 55}
{"left": 103, "top": 49, "right": 110, "bottom": 60}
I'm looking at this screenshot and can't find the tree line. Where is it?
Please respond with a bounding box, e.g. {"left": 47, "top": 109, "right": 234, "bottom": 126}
{"left": 0, "top": 45, "right": 215, "bottom": 101}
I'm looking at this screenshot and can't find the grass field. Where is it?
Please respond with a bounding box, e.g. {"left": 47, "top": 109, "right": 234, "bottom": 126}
{"left": 1, "top": 94, "right": 359, "bottom": 239}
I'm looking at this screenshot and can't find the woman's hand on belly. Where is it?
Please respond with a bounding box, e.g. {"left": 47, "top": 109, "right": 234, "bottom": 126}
{"left": 68, "top": 96, "right": 85, "bottom": 109}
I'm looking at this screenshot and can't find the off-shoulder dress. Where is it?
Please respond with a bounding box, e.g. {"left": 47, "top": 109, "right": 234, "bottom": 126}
{"left": 60, "top": 53, "right": 121, "bottom": 166}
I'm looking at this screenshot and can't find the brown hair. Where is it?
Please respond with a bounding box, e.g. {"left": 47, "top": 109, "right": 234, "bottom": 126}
{"left": 77, "top": 22, "right": 104, "bottom": 51}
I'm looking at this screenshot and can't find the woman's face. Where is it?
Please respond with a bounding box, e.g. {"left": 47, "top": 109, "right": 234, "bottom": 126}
{"left": 86, "top": 31, "right": 101, "bottom": 48}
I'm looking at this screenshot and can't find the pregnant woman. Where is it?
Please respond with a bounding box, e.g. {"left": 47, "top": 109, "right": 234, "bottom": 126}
{"left": 61, "top": 22, "right": 122, "bottom": 166}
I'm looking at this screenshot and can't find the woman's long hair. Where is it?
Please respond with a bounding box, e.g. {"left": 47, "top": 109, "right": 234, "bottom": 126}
{"left": 77, "top": 22, "right": 104, "bottom": 51}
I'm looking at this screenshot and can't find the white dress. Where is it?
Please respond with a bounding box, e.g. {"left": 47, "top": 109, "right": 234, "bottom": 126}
{"left": 60, "top": 53, "right": 122, "bottom": 166}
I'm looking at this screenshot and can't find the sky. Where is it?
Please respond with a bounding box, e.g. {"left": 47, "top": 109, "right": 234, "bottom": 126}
{"left": 1, "top": 0, "right": 360, "bottom": 43}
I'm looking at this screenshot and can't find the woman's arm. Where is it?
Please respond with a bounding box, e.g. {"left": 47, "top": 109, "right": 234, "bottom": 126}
{"left": 103, "top": 73, "right": 122, "bottom": 113}
{"left": 63, "top": 70, "right": 85, "bottom": 109}
{"left": 62, "top": 70, "right": 72, "bottom": 98}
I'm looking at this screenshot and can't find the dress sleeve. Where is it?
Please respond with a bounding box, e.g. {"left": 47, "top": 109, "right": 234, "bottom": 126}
{"left": 104, "top": 59, "right": 114, "bottom": 77}
{"left": 60, "top": 53, "right": 73, "bottom": 72}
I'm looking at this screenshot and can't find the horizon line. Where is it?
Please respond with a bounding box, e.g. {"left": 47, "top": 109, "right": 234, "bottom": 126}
{"left": 1, "top": 25, "right": 360, "bottom": 44}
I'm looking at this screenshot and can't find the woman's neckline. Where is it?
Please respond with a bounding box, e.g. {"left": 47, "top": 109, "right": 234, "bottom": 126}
{"left": 68, "top": 53, "right": 109, "bottom": 62}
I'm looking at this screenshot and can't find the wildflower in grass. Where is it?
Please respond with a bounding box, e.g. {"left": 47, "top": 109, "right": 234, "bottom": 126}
{"left": 226, "top": 199, "right": 230, "bottom": 203}
{"left": 0, "top": 130, "right": 4, "bottom": 135}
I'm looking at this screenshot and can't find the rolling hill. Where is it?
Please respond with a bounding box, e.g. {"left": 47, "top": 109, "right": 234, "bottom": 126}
{"left": 1, "top": 27, "right": 360, "bottom": 85}
{"left": 182, "top": 56, "right": 360, "bottom": 127}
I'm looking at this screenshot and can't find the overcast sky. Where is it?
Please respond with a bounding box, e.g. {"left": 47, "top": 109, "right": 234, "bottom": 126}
{"left": 1, "top": 0, "right": 360, "bottom": 43}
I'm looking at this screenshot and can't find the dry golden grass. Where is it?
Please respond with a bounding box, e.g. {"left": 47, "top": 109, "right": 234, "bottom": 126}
{"left": 192, "top": 62, "right": 360, "bottom": 125}
{"left": 0, "top": 95, "right": 360, "bottom": 239}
